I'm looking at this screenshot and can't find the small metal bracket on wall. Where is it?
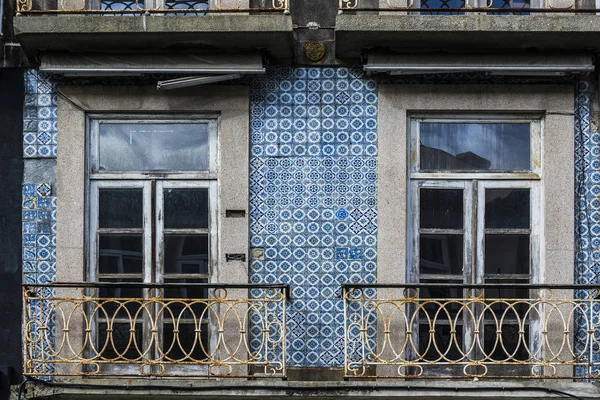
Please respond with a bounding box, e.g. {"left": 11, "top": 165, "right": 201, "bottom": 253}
{"left": 225, "top": 210, "right": 246, "bottom": 218}
{"left": 226, "top": 253, "right": 246, "bottom": 262}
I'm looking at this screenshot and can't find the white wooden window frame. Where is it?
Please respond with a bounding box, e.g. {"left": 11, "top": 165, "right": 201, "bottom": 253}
{"left": 89, "top": 115, "right": 219, "bottom": 180}
{"left": 407, "top": 114, "right": 542, "bottom": 369}
{"left": 87, "top": 115, "right": 219, "bottom": 375}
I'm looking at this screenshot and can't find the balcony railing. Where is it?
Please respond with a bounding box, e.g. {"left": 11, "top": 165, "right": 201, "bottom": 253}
{"left": 23, "top": 282, "right": 288, "bottom": 378}
{"left": 16, "top": 0, "right": 288, "bottom": 14}
{"left": 343, "top": 283, "right": 600, "bottom": 379}
{"left": 338, "top": 0, "right": 596, "bottom": 13}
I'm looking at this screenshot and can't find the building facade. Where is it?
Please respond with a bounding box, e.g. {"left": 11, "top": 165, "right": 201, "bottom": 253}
{"left": 4, "top": 0, "right": 600, "bottom": 398}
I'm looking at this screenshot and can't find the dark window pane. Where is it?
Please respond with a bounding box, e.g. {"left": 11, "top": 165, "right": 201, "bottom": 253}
{"left": 164, "top": 235, "right": 209, "bottom": 275}
{"left": 164, "top": 189, "right": 209, "bottom": 229}
{"left": 485, "top": 189, "right": 530, "bottom": 229}
{"left": 488, "top": 0, "right": 530, "bottom": 14}
{"left": 99, "top": 189, "right": 143, "bottom": 229}
{"left": 99, "top": 122, "right": 210, "bottom": 171}
{"left": 163, "top": 278, "right": 209, "bottom": 317}
{"left": 420, "top": 188, "right": 463, "bottom": 229}
{"left": 162, "top": 322, "right": 209, "bottom": 361}
{"left": 420, "top": 0, "right": 465, "bottom": 14}
{"left": 482, "top": 279, "right": 530, "bottom": 319}
{"left": 483, "top": 324, "right": 529, "bottom": 361}
{"left": 420, "top": 122, "right": 530, "bottom": 171}
{"left": 98, "top": 235, "right": 143, "bottom": 274}
{"left": 419, "top": 280, "right": 464, "bottom": 319}
{"left": 418, "top": 324, "right": 464, "bottom": 362}
{"left": 420, "top": 235, "right": 463, "bottom": 275}
{"left": 485, "top": 235, "right": 530, "bottom": 275}
{"left": 97, "top": 322, "right": 143, "bottom": 360}
{"left": 97, "top": 277, "right": 144, "bottom": 316}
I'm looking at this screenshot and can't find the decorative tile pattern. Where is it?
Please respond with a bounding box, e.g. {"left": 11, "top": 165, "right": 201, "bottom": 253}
{"left": 23, "top": 70, "right": 58, "bottom": 158}
{"left": 248, "top": 67, "right": 378, "bottom": 367}
{"left": 22, "top": 183, "right": 57, "bottom": 285}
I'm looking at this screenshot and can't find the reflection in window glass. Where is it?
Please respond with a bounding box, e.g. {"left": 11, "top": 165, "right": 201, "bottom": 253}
{"left": 99, "top": 123, "right": 210, "bottom": 171}
{"left": 420, "top": 122, "right": 530, "bottom": 171}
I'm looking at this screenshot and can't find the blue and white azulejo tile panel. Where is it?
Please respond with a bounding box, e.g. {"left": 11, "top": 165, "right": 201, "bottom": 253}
{"left": 248, "top": 67, "right": 378, "bottom": 367}
{"left": 22, "top": 182, "right": 57, "bottom": 285}
{"left": 23, "top": 70, "right": 58, "bottom": 159}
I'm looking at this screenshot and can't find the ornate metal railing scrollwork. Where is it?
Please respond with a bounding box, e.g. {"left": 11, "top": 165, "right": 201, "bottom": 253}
{"left": 17, "top": 0, "right": 288, "bottom": 14}
{"left": 343, "top": 283, "right": 600, "bottom": 379}
{"left": 23, "top": 282, "right": 288, "bottom": 378}
{"left": 338, "top": 0, "right": 590, "bottom": 12}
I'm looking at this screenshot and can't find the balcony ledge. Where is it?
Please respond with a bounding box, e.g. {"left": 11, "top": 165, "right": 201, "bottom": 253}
{"left": 13, "top": 14, "right": 294, "bottom": 60}
{"left": 336, "top": 14, "right": 600, "bottom": 59}
{"left": 18, "top": 379, "right": 600, "bottom": 400}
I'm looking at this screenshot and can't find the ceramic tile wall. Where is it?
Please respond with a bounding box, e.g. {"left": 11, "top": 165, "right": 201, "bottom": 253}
{"left": 23, "top": 70, "right": 58, "bottom": 158}
{"left": 248, "top": 67, "right": 378, "bottom": 366}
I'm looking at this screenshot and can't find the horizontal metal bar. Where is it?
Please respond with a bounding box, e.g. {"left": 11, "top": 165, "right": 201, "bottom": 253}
{"left": 342, "top": 283, "right": 600, "bottom": 289}
{"left": 17, "top": 7, "right": 287, "bottom": 13}
{"left": 24, "top": 282, "right": 289, "bottom": 290}
{"left": 339, "top": 6, "right": 600, "bottom": 12}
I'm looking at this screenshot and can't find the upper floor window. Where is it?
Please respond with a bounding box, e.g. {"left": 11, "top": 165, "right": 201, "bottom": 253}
{"left": 408, "top": 115, "right": 542, "bottom": 374}
{"left": 88, "top": 115, "right": 218, "bottom": 374}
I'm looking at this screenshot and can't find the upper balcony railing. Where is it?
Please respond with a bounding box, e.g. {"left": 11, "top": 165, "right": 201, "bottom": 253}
{"left": 338, "top": 0, "right": 596, "bottom": 13}
{"left": 343, "top": 283, "right": 600, "bottom": 380}
{"left": 23, "top": 282, "right": 288, "bottom": 378}
{"left": 16, "top": 0, "right": 288, "bottom": 15}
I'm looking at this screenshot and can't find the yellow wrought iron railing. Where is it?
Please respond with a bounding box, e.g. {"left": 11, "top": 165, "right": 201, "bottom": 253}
{"left": 16, "top": 0, "right": 288, "bottom": 15}
{"left": 343, "top": 283, "right": 600, "bottom": 379}
{"left": 23, "top": 282, "right": 288, "bottom": 378}
{"left": 339, "top": 0, "right": 594, "bottom": 13}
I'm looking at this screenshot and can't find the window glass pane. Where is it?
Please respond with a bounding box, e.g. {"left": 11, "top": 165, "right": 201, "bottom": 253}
{"left": 98, "top": 234, "right": 143, "bottom": 274}
{"left": 488, "top": 0, "right": 530, "bottom": 14}
{"left": 420, "top": 188, "right": 463, "bottom": 229}
{"left": 419, "top": 280, "right": 464, "bottom": 319}
{"left": 420, "top": 0, "right": 465, "bottom": 14}
{"left": 97, "top": 322, "right": 144, "bottom": 360}
{"left": 483, "top": 324, "right": 529, "bottom": 361}
{"left": 99, "top": 122, "right": 210, "bottom": 171}
{"left": 485, "top": 189, "right": 530, "bottom": 229}
{"left": 418, "top": 324, "right": 464, "bottom": 361}
{"left": 483, "top": 279, "right": 530, "bottom": 319}
{"left": 164, "top": 189, "right": 209, "bottom": 229}
{"left": 420, "top": 122, "right": 530, "bottom": 171}
{"left": 163, "top": 278, "right": 209, "bottom": 316}
{"left": 420, "top": 234, "right": 463, "bottom": 275}
{"left": 99, "top": 189, "right": 143, "bottom": 229}
{"left": 162, "top": 322, "right": 209, "bottom": 361}
{"left": 484, "top": 235, "right": 530, "bottom": 275}
{"left": 164, "top": 234, "right": 209, "bottom": 275}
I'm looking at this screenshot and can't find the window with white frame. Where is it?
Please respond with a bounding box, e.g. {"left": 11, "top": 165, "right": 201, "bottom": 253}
{"left": 87, "top": 115, "right": 218, "bottom": 371}
{"left": 408, "top": 115, "right": 542, "bottom": 371}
